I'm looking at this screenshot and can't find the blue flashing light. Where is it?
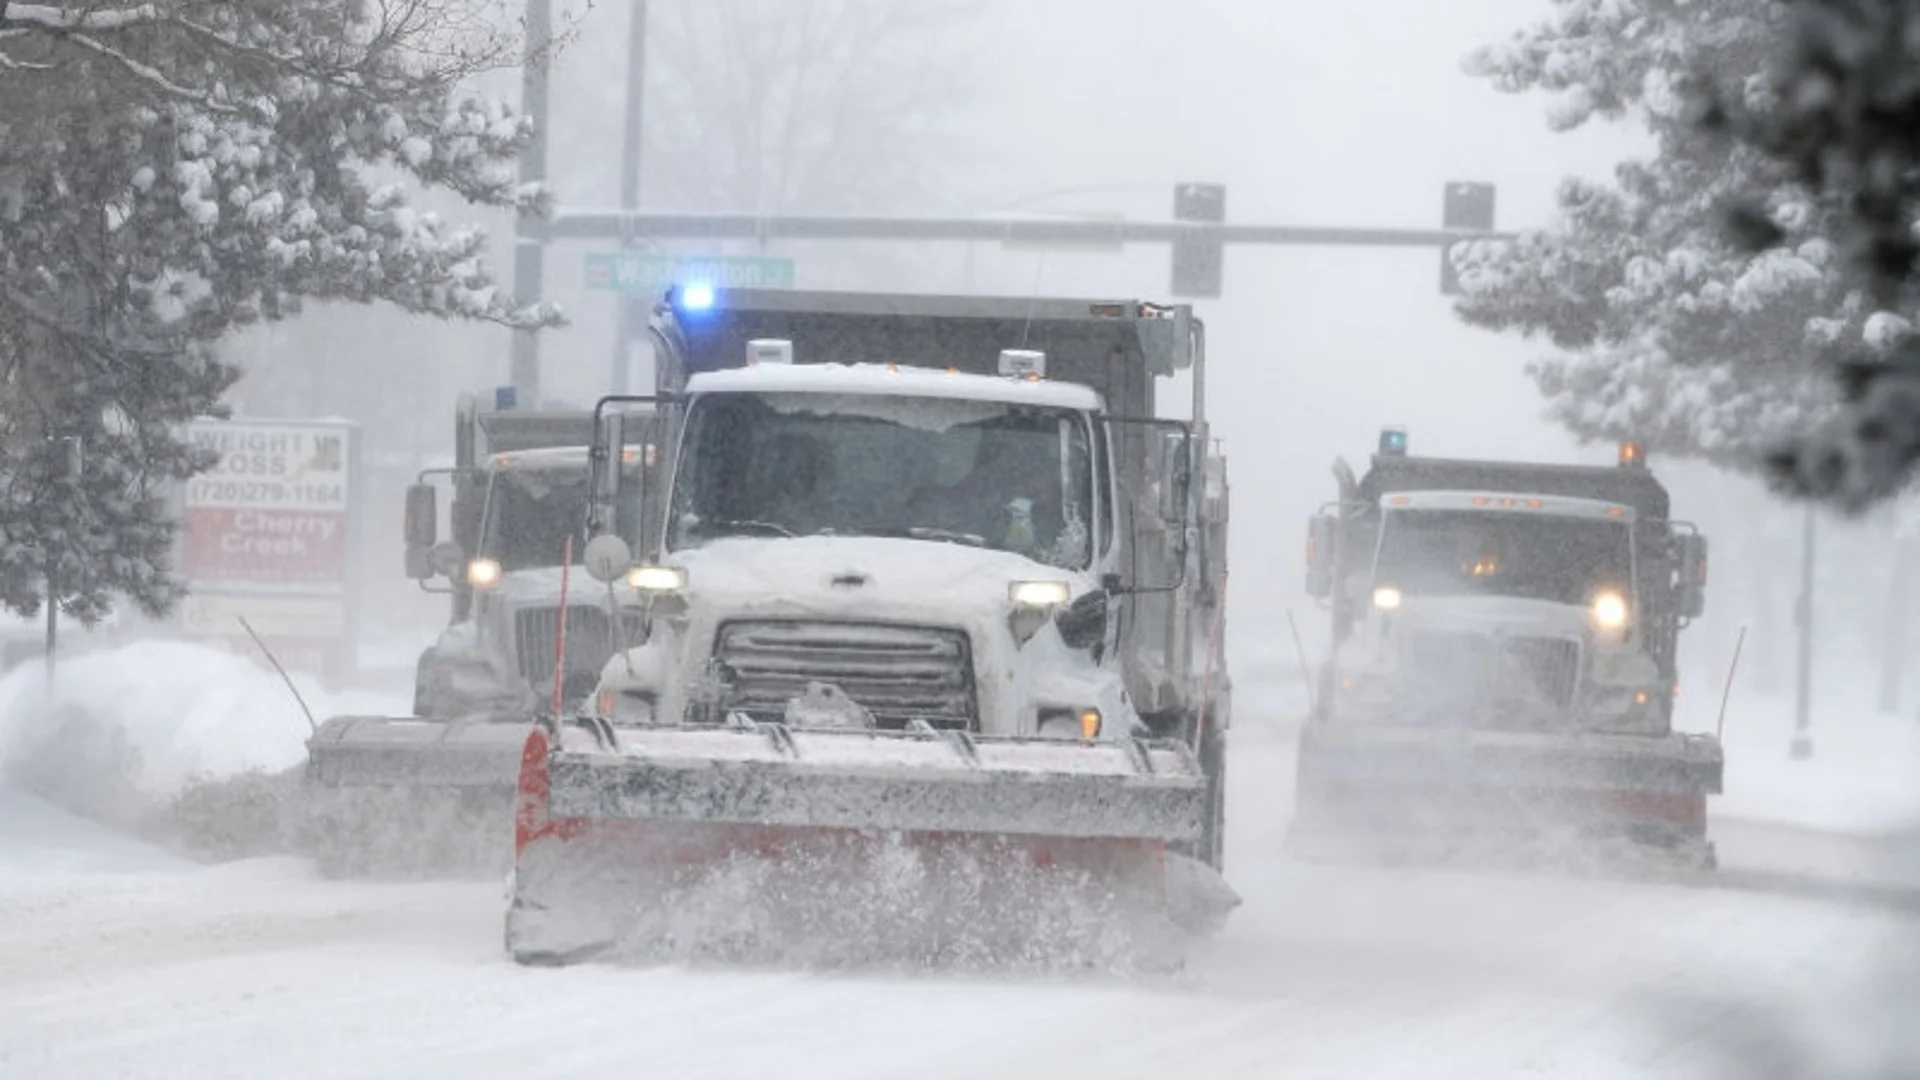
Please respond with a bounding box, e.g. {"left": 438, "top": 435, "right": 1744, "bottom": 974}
{"left": 1379, "top": 426, "right": 1408, "bottom": 456}
{"left": 678, "top": 281, "right": 716, "bottom": 312}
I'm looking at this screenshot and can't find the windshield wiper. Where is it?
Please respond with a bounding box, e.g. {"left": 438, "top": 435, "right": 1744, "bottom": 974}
{"left": 703, "top": 518, "right": 796, "bottom": 538}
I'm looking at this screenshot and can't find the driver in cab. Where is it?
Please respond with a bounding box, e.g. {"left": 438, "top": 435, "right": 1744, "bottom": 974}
{"left": 910, "top": 434, "right": 1061, "bottom": 557}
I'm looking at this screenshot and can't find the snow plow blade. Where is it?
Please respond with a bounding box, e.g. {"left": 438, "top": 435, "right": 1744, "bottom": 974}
{"left": 292, "top": 714, "right": 533, "bottom": 879}
{"left": 507, "top": 716, "right": 1230, "bottom": 971}
{"left": 1288, "top": 724, "right": 1723, "bottom": 874}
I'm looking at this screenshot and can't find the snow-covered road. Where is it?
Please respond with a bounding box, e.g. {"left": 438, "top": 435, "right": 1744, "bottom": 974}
{"left": 6, "top": 699, "right": 1920, "bottom": 1080}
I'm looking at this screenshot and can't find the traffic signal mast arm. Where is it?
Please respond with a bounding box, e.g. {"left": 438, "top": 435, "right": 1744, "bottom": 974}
{"left": 538, "top": 210, "right": 1511, "bottom": 252}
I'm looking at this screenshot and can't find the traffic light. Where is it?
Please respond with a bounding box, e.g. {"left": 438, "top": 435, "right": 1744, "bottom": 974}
{"left": 1440, "top": 181, "right": 1496, "bottom": 296}
{"left": 1172, "top": 182, "right": 1225, "bottom": 298}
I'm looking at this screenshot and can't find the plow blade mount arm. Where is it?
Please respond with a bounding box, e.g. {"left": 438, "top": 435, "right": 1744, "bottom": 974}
{"left": 538, "top": 720, "right": 1209, "bottom": 842}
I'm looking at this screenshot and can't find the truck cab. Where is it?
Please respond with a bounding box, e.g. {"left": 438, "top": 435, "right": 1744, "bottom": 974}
{"left": 595, "top": 356, "right": 1131, "bottom": 739}
{"left": 1307, "top": 430, "right": 1709, "bottom": 735}
{"left": 401, "top": 400, "right": 646, "bottom": 718}
{"left": 1293, "top": 429, "right": 1721, "bottom": 866}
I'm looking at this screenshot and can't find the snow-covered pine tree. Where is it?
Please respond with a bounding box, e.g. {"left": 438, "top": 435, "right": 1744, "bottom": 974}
{"left": 0, "top": 1, "right": 563, "bottom": 623}
{"left": 1454, "top": 0, "right": 1862, "bottom": 472}
{"left": 1701, "top": 0, "right": 1920, "bottom": 510}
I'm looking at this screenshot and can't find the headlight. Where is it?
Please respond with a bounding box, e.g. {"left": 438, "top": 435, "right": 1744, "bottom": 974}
{"left": 626, "top": 565, "right": 687, "bottom": 592}
{"left": 1591, "top": 589, "right": 1629, "bottom": 630}
{"left": 466, "top": 558, "right": 502, "bottom": 589}
{"left": 1009, "top": 580, "right": 1071, "bottom": 608}
{"left": 1371, "top": 585, "right": 1402, "bottom": 611}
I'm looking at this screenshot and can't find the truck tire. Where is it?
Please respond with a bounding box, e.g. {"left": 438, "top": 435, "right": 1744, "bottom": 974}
{"left": 1198, "top": 719, "right": 1228, "bottom": 872}
{"left": 413, "top": 647, "right": 436, "bottom": 717}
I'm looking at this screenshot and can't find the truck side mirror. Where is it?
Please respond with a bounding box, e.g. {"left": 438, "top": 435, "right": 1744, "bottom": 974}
{"left": 1306, "top": 514, "right": 1338, "bottom": 599}
{"left": 405, "top": 544, "right": 434, "bottom": 581}
{"left": 1158, "top": 430, "right": 1192, "bottom": 524}
{"left": 405, "top": 483, "right": 437, "bottom": 549}
{"left": 430, "top": 541, "right": 465, "bottom": 578}
{"left": 1054, "top": 590, "right": 1109, "bottom": 651}
{"left": 403, "top": 483, "right": 437, "bottom": 580}
{"left": 583, "top": 533, "right": 633, "bottom": 584}
{"left": 1678, "top": 533, "right": 1708, "bottom": 618}
{"left": 591, "top": 411, "right": 626, "bottom": 534}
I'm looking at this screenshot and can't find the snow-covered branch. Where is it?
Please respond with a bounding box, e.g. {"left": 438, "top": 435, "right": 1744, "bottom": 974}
{"left": 0, "top": 0, "right": 559, "bottom": 618}
{"left": 0, "top": 4, "right": 166, "bottom": 32}
{"left": 1697, "top": 0, "right": 1920, "bottom": 509}
{"left": 1457, "top": 0, "right": 1866, "bottom": 475}
{"left": 65, "top": 31, "right": 236, "bottom": 110}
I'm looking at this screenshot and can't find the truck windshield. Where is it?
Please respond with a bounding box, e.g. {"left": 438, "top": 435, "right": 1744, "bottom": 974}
{"left": 667, "top": 391, "right": 1096, "bottom": 569}
{"left": 478, "top": 468, "right": 590, "bottom": 572}
{"left": 1373, "top": 508, "right": 1632, "bottom": 606}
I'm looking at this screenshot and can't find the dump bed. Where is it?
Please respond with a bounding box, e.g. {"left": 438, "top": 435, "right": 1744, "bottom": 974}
{"left": 650, "top": 288, "right": 1198, "bottom": 420}
{"left": 475, "top": 410, "right": 597, "bottom": 456}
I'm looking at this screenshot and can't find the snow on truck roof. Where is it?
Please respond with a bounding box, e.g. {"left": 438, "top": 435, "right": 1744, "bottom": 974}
{"left": 1384, "top": 489, "right": 1638, "bottom": 522}
{"left": 683, "top": 362, "right": 1106, "bottom": 412}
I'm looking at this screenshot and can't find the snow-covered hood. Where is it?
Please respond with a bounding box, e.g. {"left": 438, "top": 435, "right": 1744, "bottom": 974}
{"left": 667, "top": 535, "right": 1089, "bottom": 621}
{"left": 602, "top": 535, "right": 1121, "bottom": 737}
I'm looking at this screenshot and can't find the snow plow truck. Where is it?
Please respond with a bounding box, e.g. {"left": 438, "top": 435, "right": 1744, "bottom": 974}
{"left": 1289, "top": 430, "right": 1722, "bottom": 872}
{"left": 294, "top": 398, "right": 648, "bottom": 876}
{"left": 503, "top": 285, "right": 1237, "bottom": 968}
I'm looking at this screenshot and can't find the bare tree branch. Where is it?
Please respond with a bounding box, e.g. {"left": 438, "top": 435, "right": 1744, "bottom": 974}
{"left": 66, "top": 31, "right": 237, "bottom": 108}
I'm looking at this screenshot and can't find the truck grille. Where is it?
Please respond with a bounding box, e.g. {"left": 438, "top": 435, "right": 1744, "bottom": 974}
{"left": 714, "top": 619, "right": 977, "bottom": 730}
{"left": 513, "top": 606, "right": 644, "bottom": 700}
{"left": 1400, "top": 631, "right": 1581, "bottom": 718}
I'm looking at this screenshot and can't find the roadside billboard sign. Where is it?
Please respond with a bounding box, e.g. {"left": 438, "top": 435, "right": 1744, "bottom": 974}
{"left": 178, "top": 418, "right": 362, "bottom": 680}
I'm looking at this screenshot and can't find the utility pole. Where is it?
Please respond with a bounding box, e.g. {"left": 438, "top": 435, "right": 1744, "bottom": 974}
{"left": 1792, "top": 504, "right": 1816, "bottom": 760}
{"left": 510, "top": 0, "right": 554, "bottom": 408}
{"left": 1881, "top": 517, "right": 1911, "bottom": 714}
{"left": 43, "top": 567, "right": 55, "bottom": 696}
{"left": 611, "top": 0, "right": 650, "bottom": 394}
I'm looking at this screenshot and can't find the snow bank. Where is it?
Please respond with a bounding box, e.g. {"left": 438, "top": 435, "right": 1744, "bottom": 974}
{"left": 0, "top": 788, "right": 188, "bottom": 881}
{"left": 0, "top": 638, "right": 407, "bottom": 831}
{"left": 1678, "top": 685, "right": 1920, "bottom": 837}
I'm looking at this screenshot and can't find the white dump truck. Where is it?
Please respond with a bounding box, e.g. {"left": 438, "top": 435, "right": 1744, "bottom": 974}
{"left": 1292, "top": 429, "right": 1722, "bottom": 871}
{"left": 504, "top": 286, "right": 1236, "bottom": 967}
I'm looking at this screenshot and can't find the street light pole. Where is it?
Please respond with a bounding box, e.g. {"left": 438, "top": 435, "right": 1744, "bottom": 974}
{"left": 43, "top": 567, "right": 55, "bottom": 696}
{"left": 611, "top": 0, "right": 650, "bottom": 394}
{"left": 1792, "top": 503, "right": 1816, "bottom": 760}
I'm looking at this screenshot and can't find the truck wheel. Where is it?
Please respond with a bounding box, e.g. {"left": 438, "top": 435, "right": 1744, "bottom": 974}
{"left": 1199, "top": 720, "right": 1228, "bottom": 872}
{"left": 413, "top": 648, "right": 436, "bottom": 717}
